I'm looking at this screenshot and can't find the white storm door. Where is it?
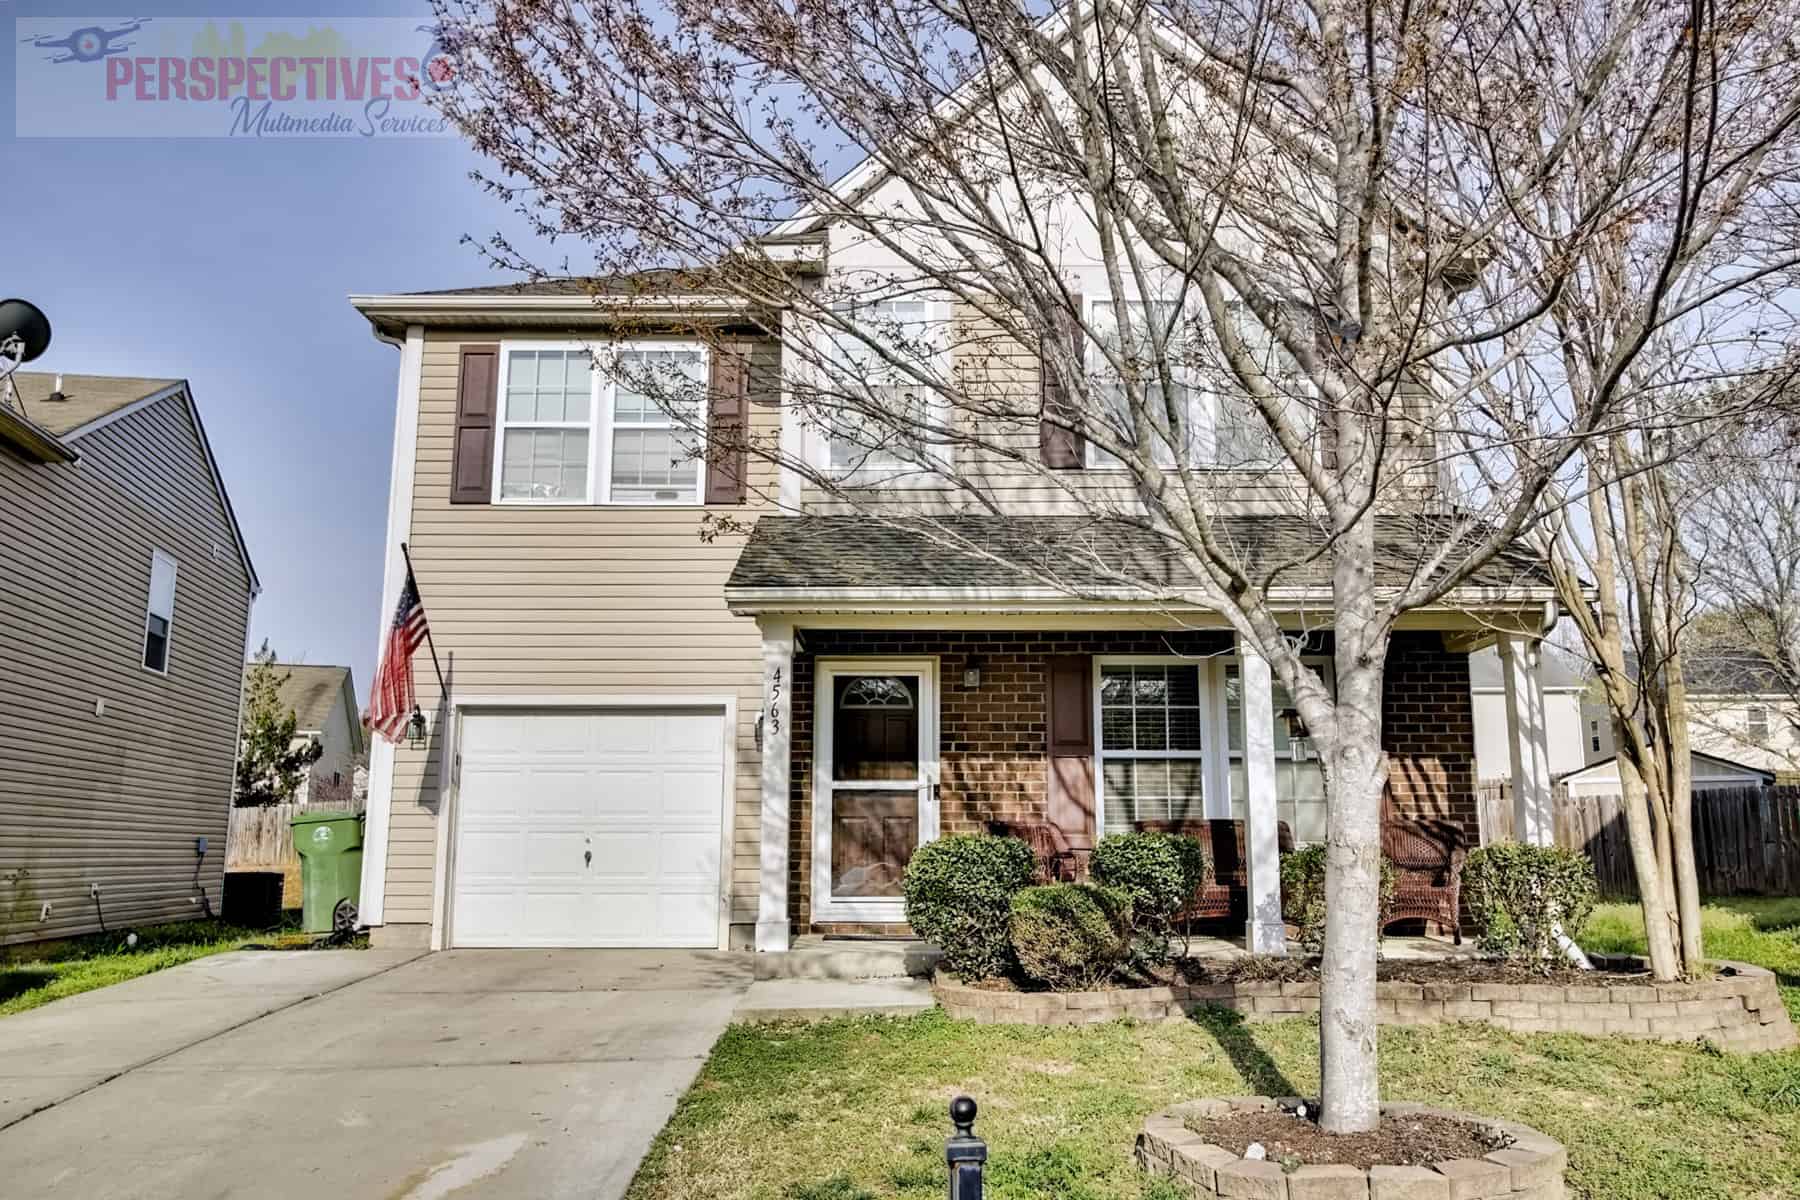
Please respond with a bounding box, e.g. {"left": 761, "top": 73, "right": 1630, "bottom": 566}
{"left": 452, "top": 709, "right": 724, "bottom": 947}
{"left": 812, "top": 659, "right": 939, "bottom": 924}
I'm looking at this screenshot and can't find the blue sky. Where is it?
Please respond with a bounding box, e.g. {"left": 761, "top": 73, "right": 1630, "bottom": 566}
{"left": 4, "top": 0, "right": 551, "bottom": 703}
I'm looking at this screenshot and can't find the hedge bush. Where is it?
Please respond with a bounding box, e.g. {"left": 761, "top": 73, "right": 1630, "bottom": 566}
{"left": 901, "top": 834, "right": 1036, "bottom": 981}
{"left": 1279, "top": 844, "right": 1398, "bottom": 955}
{"left": 1089, "top": 832, "right": 1207, "bottom": 963}
{"left": 1009, "top": 883, "right": 1134, "bottom": 990}
{"left": 1463, "top": 843, "right": 1598, "bottom": 971}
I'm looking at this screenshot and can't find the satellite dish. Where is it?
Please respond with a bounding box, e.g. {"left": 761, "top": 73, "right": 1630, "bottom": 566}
{"left": 0, "top": 299, "right": 53, "bottom": 372}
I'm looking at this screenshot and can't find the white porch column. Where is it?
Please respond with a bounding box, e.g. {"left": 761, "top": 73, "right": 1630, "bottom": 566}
{"left": 1240, "top": 647, "right": 1287, "bottom": 955}
{"left": 756, "top": 618, "right": 795, "bottom": 952}
{"left": 1498, "top": 635, "right": 1555, "bottom": 846}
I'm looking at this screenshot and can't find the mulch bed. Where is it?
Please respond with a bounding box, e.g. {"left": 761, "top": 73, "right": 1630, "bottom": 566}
{"left": 1190, "top": 1107, "right": 1511, "bottom": 1170}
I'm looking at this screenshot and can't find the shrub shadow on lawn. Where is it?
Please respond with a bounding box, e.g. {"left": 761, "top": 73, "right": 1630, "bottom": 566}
{"left": 0, "top": 966, "right": 55, "bottom": 1004}
{"left": 1187, "top": 1006, "right": 1301, "bottom": 1098}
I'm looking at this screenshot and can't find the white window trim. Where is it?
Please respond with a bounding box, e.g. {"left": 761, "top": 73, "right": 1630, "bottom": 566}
{"left": 811, "top": 297, "right": 955, "bottom": 481}
{"left": 490, "top": 338, "right": 713, "bottom": 508}
{"left": 1092, "top": 655, "right": 1218, "bottom": 835}
{"left": 811, "top": 656, "right": 941, "bottom": 925}
{"left": 142, "top": 548, "right": 178, "bottom": 676}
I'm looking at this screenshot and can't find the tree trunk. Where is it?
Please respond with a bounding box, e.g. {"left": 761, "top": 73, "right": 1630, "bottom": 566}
{"left": 1318, "top": 538, "right": 1388, "bottom": 1134}
{"left": 1615, "top": 750, "right": 1681, "bottom": 979}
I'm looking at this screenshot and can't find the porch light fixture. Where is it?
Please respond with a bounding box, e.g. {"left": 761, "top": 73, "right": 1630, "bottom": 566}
{"left": 962, "top": 656, "right": 983, "bottom": 690}
{"left": 406, "top": 705, "right": 428, "bottom": 751}
{"left": 1279, "top": 707, "right": 1308, "bottom": 740}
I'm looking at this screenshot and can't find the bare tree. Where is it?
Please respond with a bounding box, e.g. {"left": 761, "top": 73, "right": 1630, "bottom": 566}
{"left": 430, "top": 0, "right": 1800, "bottom": 1132}
{"left": 1684, "top": 413, "right": 1800, "bottom": 773}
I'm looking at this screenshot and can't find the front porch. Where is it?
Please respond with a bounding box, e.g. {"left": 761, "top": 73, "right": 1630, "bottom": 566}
{"left": 746, "top": 622, "right": 1562, "bottom": 955}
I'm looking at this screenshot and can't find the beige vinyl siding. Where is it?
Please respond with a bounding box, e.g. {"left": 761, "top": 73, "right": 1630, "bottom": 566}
{"left": 800, "top": 301, "right": 1323, "bottom": 515}
{"left": 380, "top": 331, "right": 779, "bottom": 934}
{"left": 0, "top": 395, "right": 253, "bottom": 944}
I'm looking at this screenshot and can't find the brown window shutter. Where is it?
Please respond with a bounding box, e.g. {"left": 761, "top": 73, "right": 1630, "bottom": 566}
{"left": 1045, "top": 654, "right": 1096, "bottom": 850}
{"left": 450, "top": 344, "right": 499, "bottom": 504}
{"left": 706, "top": 344, "right": 749, "bottom": 504}
{"left": 1039, "top": 295, "right": 1085, "bottom": 469}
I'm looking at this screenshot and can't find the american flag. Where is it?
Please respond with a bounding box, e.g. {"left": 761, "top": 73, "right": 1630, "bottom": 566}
{"left": 370, "top": 567, "right": 429, "bottom": 744}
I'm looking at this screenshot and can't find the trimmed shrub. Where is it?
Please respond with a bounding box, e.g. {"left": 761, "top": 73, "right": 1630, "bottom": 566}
{"left": 1463, "top": 843, "right": 1598, "bottom": 971}
{"left": 1010, "top": 883, "right": 1134, "bottom": 990}
{"left": 1279, "top": 844, "right": 1398, "bottom": 955}
{"left": 901, "top": 834, "right": 1036, "bottom": 981}
{"left": 1090, "top": 832, "right": 1207, "bottom": 963}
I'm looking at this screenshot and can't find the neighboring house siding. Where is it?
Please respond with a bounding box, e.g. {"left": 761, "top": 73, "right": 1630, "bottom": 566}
{"left": 1470, "top": 689, "right": 1585, "bottom": 782}
{"left": 303, "top": 690, "right": 360, "bottom": 792}
{"left": 378, "top": 330, "right": 780, "bottom": 935}
{"left": 1687, "top": 698, "right": 1800, "bottom": 778}
{"left": 0, "top": 397, "right": 253, "bottom": 943}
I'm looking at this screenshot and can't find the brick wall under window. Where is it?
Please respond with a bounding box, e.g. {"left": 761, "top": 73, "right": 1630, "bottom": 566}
{"left": 788, "top": 628, "right": 1475, "bottom": 933}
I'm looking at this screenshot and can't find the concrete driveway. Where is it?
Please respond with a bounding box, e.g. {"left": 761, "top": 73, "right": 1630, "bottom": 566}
{"left": 0, "top": 948, "right": 752, "bottom": 1199}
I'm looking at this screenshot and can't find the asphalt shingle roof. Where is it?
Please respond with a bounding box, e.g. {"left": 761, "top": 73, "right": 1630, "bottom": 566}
{"left": 247, "top": 664, "right": 352, "bottom": 734}
{"left": 6, "top": 372, "right": 180, "bottom": 437}
{"left": 727, "top": 515, "right": 1552, "bottom": 597}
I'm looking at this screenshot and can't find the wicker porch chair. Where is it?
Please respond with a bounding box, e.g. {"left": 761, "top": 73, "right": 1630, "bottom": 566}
{"left": 1134, "top": 819, "right": 1294, "bottom": 924}
{"left": 985, "top": 820, "right": 1090, "bottom": 882}
{"left": 1381, "top": 817, "right": 1467, "bottom": 943}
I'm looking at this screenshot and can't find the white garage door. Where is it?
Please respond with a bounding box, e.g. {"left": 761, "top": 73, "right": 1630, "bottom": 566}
{"left": 451, "top": 709, "right": 725, "bottom": 948}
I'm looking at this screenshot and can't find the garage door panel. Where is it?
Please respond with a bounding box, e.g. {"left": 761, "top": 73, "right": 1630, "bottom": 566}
{"left": 452, "top": 709, "right": 725, "bottom": 948}
{"left": 656, "top": 891, "right": 719, "bottom": 945}
{"left": 455, "top": 829, "right": 526, "bottom": 882}
{"left": 517, "top": 769, "right": 597, "bottom": 820}
{"left": 522, "top": 829, "right": 590, "bottom": 881}
{"left": 658, "top": 713, "right": 726, "bottom": 758}
{"left": 657, "top": 830, "right": 721, "bottom": 882}
{"left": 662, "top": 768, "right": 725, "bottom": 819}
{"left": 592, "top": 769, "right": 659, "bottom": 817}
{"left": 589, "top": 833, "right": 656, "bottom": 881}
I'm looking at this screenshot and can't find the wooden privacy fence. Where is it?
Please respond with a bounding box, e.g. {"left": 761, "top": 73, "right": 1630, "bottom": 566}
{"left": 1478, "top": 781, "right": 1800, "bottom": 897}
{"left": 226, "top": 795, "right": 362, "bottom": 873}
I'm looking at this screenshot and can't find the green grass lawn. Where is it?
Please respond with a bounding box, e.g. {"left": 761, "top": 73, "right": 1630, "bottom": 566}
{"left": 1583, "top": 897, "right": 1800, "bottom": 1018}
{"left": 629, "top": 898, "right": 1800, "bottom": 1200}
{"left": 0, "top": 916, "right": 328, "bottom": 1017}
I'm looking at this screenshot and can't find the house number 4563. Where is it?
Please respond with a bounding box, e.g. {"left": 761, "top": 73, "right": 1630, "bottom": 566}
{"left": 767, "top": 667, "right": 783, "bottom": 736}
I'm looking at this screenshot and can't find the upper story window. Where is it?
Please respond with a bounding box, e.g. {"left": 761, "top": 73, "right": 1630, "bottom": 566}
{"left": 493, "top": 342, "right": 707, "bottom": 506}
{"left": 1085, "top": 297, "right": 1311, "bottom": 471}
{"left": 1747, "top": 706, "right": 1770, "bottom": 741}
{"left": 142, "top": 549, "right": 178, "bottom": 674}
{"left": 609, "top": 348, "right": 707, "bottom": 503}
{"left": 499, "top": 348, "right": 593, "bottom": 502}
{"left": 821, "top": 298, "right": 948, "bottom": 473}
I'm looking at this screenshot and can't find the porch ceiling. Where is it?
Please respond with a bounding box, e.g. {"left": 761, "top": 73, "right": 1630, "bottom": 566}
{"left": 725, "top": 515, "right": 1555, "bottom": 619}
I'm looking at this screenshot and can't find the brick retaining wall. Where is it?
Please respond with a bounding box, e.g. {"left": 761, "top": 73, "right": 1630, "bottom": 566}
{"left": 934, "top": 957, "right": 1797, "bottom": 1051}
{"left": 1138, "top": 1098, "right": 1568, "bottom": 1200}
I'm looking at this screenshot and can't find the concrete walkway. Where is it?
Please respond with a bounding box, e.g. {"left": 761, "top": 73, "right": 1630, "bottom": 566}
{"left": 0, "top": 948, "right": 752, "bottom": 1199}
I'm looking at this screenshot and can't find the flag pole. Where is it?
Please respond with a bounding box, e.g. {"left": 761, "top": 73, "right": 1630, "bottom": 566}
{"left": 399, "top": 542, "right": 448, "bottom": 696}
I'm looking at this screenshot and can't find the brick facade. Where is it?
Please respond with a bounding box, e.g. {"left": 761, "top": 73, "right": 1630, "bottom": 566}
{"left": 789, "top": 628, "right": 1477, "bottom": 933}
{"left": 1382, "top": 631, "right": 1479, "bottom": 837}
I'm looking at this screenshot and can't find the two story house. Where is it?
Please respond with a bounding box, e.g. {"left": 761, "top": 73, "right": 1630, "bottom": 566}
{"left": 349, "top": 256, "right": 1565, "bottom": 954}
{"left": 1, "top": 372, "right": 257, "bottom": 943}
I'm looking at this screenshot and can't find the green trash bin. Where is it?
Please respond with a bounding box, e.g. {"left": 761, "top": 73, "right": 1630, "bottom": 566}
{"left": 291, "top": 810, "right": 365, "bottom": 934}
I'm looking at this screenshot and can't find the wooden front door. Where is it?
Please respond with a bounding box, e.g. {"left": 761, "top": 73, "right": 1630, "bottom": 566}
{"left": 814, "top": 660, "right": 938, "bottom": 923}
